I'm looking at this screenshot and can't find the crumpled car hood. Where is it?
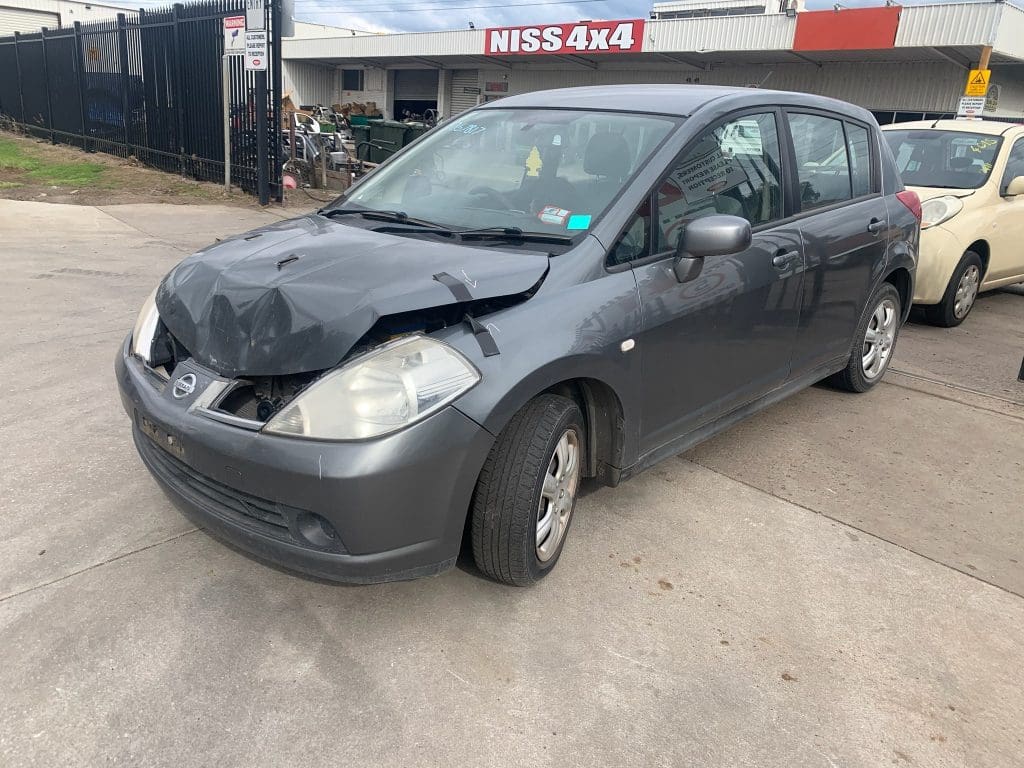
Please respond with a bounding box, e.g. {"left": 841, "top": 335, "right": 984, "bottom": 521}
{"left": 156, "top": 214, "right": 548, "bottom": 378}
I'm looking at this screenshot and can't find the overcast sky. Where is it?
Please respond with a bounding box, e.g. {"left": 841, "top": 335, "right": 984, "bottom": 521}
{"left": 291, "top": 0, "right": 923, "bottom": 34}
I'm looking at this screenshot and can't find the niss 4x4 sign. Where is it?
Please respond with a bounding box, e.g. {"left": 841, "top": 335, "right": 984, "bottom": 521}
{"left": 485, "top": 19, "right": 645, "bottom": 56}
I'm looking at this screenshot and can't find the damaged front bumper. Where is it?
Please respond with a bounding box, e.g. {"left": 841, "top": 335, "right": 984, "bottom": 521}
{"left": 115, "top": 336, "right": 494, "bottom": 583}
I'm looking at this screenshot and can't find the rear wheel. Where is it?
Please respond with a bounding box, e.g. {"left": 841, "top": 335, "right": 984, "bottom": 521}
{"left": 924, "top": 250, "right": 983, "bottom": 327}
{"left": 470, "top": 394, "right": 584, "bottom": 586}
{"left": 829, "top": 282, "right": 901, "bottom": 393}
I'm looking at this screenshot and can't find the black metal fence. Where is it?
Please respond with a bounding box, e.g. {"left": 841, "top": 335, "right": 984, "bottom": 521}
{"left": 0, "top": 0, "right": 282, "bottom": 202}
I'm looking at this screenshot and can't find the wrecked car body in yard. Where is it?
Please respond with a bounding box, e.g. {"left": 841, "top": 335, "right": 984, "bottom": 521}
{"left": 117, "top": 85, "right": 919, "bottom": 586}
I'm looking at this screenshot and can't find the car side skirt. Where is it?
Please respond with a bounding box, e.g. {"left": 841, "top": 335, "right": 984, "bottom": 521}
{"left": 611, "top": 355, "right": 849, "bottom": 485}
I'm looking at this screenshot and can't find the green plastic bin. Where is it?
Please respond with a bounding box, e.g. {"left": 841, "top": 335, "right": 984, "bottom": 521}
{"left": 403, "top": 122, "right": 429, "bottom": 147}
{"left": 368, "top": 120, "right": 409, "bottom": 163}
{"left": 352, "top": 125, "right": 371, "bottom": 161}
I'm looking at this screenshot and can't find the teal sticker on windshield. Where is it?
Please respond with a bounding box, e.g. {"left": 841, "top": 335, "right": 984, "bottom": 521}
{"left": 567, "top": 214, "right": 592, "bottom": 230}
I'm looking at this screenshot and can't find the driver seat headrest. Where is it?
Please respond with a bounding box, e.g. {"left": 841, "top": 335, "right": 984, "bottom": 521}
{"left": 584, "top": 133, "right": 630, "bottom": 181}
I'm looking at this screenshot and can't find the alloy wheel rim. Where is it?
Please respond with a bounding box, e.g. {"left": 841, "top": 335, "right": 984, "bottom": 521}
{"left": 953, "top": 265, "right": 980, "bottom": 319}
{"left": 536, "top": 429, "right": 580, "bottom": 563}
{"left": 861, "top": 297, "right": 898, "bottom": 380}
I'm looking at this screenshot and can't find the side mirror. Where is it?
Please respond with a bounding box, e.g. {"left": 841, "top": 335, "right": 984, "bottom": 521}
{"left": 673, "top": 214, "right": 752, "bottom": 283}
{"left": 1004, "top": 176, "right": 1024, "bottom": 197}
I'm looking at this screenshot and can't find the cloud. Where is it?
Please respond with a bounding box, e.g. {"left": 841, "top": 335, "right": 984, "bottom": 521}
{"left": 293, "top": 0, "right": 967, "bottom": 34}
{"left": 294, "top": 0, "right": 650, "bottom": 33}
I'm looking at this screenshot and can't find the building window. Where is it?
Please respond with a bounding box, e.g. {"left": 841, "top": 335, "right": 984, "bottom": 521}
{"left": 342, "top": 69, "right": 364, "bottom": 91}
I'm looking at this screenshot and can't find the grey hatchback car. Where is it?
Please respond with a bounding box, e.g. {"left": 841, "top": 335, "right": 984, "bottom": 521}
{"left": 117, "top": 85, "right": 920, "bottom": 586}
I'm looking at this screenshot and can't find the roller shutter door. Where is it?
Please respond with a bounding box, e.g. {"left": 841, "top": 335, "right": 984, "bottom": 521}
{"left": 0, "top": 7, "right": 59, "bottom": 35}
{"left": 394, "top": 69, "right": 438, "bottom": 100}
{"left": 450, "top": 70, "right": 479, "bottom": 115}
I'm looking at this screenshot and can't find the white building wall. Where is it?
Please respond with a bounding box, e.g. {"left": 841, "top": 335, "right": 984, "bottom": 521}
{"left": 0, "top": 0, "right": 129, "bottom": 34}
{"left": 895, "top": 1, "right": 1001, "bottom": 49}
{"left": 473, "top": 60, "right": 1011, "bottom": 114}
{"left": 282, "top": 61, "right": 391, "bottom": 113}
{"left": 282, "top": 60, "right": 339, "bottom": 107}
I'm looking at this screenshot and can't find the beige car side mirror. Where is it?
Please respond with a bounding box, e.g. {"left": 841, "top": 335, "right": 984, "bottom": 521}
{"left": 1005, "top": 176, "right": 1024, "bottom": 197}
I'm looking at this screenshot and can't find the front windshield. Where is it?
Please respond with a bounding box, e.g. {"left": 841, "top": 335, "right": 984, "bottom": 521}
{"left": 333, "top": 108, "right": 679, "bottom": 235}
{"left": 884, "top": 129, "right": 1003, "bottom": 189}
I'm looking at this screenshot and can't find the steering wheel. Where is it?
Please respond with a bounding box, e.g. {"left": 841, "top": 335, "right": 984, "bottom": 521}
{"left": 469, "top": 185, "right": 514, "bottom": 210}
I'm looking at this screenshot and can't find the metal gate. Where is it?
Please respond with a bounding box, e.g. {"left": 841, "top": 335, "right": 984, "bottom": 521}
{"left": 0, "top": 0, "right": 283, "bottom": 202}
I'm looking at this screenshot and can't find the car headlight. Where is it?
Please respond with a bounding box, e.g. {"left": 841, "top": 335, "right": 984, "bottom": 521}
{"left": 264, "top": 335, "right": 480, "bottom": 440}
{"left": 920, "top": 195, "right": 963, "bottom": 230}
{"left": 131, "top": 287, "right": 160, "bottom": 363}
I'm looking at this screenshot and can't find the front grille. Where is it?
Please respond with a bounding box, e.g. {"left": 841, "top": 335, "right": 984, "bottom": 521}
{"left": 137, "top": 432, "right": 344, "bottom": 553}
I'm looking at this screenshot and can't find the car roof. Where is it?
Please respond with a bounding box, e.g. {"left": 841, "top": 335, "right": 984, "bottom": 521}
{"left": 475, "top": 84, "right": 873, "bottom": 121}
{"left": 882, "top": 119, "right": 1024, "bottom": 136}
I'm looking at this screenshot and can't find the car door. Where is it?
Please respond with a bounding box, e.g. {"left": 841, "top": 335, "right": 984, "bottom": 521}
{"left": 785, "top": 112, "right": 889, "bottom": 374}
{"left": 617, "top": 110, "right": 805, "bottom": 456}
{"left": 986, "top": 136, "right": 1024, "bottom": 282}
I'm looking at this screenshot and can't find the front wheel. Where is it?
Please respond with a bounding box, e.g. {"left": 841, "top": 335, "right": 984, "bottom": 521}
{"left": 829, "top": 282, "right": 902, "bottom": 393}
{"left": 924, "top": 250, "right": 983, "bottom": 327}
{"left": 470, "top": 394, "right": 584, "bottom": 586}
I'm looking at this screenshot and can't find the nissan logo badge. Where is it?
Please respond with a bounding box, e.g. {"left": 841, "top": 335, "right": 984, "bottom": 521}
{"left": 172, "top": 373, "right": 197, "bottom": 399}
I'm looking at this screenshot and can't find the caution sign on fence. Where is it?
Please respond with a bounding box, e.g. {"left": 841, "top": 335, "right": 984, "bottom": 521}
{"left": 964, "top": 69, "right": 990, "bottom": 97}
{"left": 223, "top": 16, "right": 245, "bottom": 56}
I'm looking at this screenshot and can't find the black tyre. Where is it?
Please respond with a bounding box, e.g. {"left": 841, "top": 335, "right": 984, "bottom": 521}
{"left": 470, "top": 394, "right": 584, "bottom": 586}
{"left": 924, "top": 250, "right": 983, "bottom": 328}
{"left": 829, "top": 282, "right": 902, "bottom": 393}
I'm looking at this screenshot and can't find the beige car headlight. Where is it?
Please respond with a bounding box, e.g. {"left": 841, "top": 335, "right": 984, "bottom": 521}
{"left": 920, "top": 195, "right": 963, "bottom": 230}
{"left": 131, "top": 287, "right": 161, "bottom": 363}
{"left": 264, "top": 335, "right": 480, "bottom": 440}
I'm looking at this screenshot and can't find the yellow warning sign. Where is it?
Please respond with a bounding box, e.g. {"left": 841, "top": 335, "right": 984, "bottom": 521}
{"left": 964, "top": 69, "right": 991, "bottom": 97}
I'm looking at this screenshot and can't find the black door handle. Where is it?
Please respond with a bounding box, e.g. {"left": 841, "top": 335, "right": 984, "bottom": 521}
{"left": 867, "top": 218, "right": 886, "bottom": 235}
{"left": 772, "top": 250, "right": 799, "bottom": 268}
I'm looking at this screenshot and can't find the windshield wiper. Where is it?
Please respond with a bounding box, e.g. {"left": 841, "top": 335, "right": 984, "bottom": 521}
{"left": 456, "top": 226, "right": 576, "bottom": 244}
{"left": 320, "top": 212, "right": 576, "bottom": 244}
{"left": 319, "top": 208, "right": 449, "bottom": 230}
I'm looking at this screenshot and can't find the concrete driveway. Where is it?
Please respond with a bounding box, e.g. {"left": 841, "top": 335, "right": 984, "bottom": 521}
{"left": 2, "top": 200, "right": 1022, "bottom": 767}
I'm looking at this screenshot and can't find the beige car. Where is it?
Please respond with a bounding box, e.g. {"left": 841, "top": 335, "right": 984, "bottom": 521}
{"left": 883, "top": 120, "right": 1024, "bottom": 326}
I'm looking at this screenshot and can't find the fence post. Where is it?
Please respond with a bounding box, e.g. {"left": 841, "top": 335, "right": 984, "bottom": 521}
{"left": 256, "top": 70, "right": 269, "bottom": 205}
{"left": 171, "top": 4, "right": 186, "bottom": 176}
{"left": 40, "top": 28, "right": 55, "bottom": 143}
{"left": 271, "top": 0, "right": 283, "bottom": 202}
{"left": 13, "top": 32, "right": 26, "bottom": 124}
{"left": 73, "top": 21, "right": 90, "bottom": 152}
{"left": 116, "top": 13, "right": 132, "bottom": 150}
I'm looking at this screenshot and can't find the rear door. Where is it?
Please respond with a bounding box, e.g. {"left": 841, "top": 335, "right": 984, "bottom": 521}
{"left": 621, "top": 110, "right": 805, "bottom": 455}
{"left": 785, "top": 112, "right": 889, "bottom": 375}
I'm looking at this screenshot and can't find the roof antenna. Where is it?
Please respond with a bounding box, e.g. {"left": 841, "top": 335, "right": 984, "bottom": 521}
{"left": 748, "top": 71, "right": 773, "bottom": 88}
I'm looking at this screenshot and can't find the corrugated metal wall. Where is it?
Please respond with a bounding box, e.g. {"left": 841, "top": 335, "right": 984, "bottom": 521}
{"left": 995, "top": 4, "right": 1024, "bottom": 58}
{"left": 644, "top": 14, "right": 795, "bottom": 52}
{"left": 0, "top": 7, "right": 59, "bottom": 36}
{"left": 283, "top": 60, "right": 338, "bottom": 107}
{"left": 476, "top": 60, "right": 984, "bottom": 112}
{"left": 895, "top": 2, "right": 1000, "bottom": 48}
{"left": 283, "top": 28, "right": 485, "bottom": 60}
{"left": 450, "top": 70, "right": 479, "bottom": 114}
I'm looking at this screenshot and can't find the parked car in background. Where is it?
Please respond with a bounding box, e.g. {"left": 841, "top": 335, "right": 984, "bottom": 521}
{"left": 882, "top": 120, "right": 1024, "bottom": 326}
{"left": 117, "top": 86, "right": 919, "bottom": 586}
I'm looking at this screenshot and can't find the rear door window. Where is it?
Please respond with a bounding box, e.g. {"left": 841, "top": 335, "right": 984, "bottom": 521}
{"left": 788, "top": 113, "right": 853, "bottom": 210}
{"left": 846, "top": 123, "right": 873, "bottom": 198}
